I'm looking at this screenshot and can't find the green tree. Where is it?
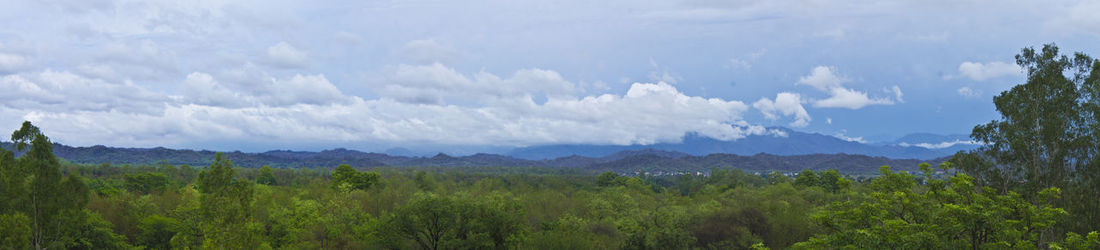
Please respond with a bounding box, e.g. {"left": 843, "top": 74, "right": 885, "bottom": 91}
{"left": 0, "top": 212, "right": 31, "bottom": 249}
{"left": 967, "top": 44, "right": 1100, "bottom": 233}
{"left": 124, "top": 172, "right": 168, "bottom": 194}
{"left": 597, "top": 171, "right": 627, "bottom": 187}
{"left": 766, "top": 171, "right": 791, "bottom": 185}
{"left": 793, "top": 170, "right": 819, "bottom": 188}
{"left": 196, "top": 153, "right": 263, "bottom": 249}
{"left": 5, "top": 121, "right": 103, "bottom": 249}
{"left": 331, "top": 164, "right": 380, "bottom": 191}
{"left": 381, "top": 192, "right": 524, "bottom": 250}
{"left": 817, "top": 169, "right": 850, "bottom": 193}
{"left": 137, "top": 215, "right": 179, "bottom": 250}
{"left": 794, "top": 166, "right": 1067, "bottom": 249}
{"left": 414, "top": 170, "right": 438, "bottom": 191}
{"left": 256, "top": 165, "right": 277, "bottom": 185}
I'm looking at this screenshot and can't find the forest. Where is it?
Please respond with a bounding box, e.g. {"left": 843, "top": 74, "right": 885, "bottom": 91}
{"left": 2, "top": 45, "right": 1100, "bottom": 249}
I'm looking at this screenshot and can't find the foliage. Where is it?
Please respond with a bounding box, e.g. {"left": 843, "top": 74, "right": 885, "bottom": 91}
{"left": 331, "top": 164, "right": 380, "bottom": 191}
{"left": 794, "top": 166, "right": 1068, "bottom": 249}
{"left": 965, "top": 43, "right": 1100, "bottom": 234}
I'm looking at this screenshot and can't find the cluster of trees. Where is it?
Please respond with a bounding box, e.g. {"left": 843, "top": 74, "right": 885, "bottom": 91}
{"left": 1, "top": 120, "right": 1099, "bottom": 249}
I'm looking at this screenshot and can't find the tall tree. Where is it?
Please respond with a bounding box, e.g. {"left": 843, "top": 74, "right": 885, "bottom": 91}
{"left": 2, "top": 121, "right": 121, "bottom": 249}
{"left": 966, "top": 44, "right": 1100, "bottom": 233}
{"left": 196, "top": 153, "right": 262, "bottom": 248}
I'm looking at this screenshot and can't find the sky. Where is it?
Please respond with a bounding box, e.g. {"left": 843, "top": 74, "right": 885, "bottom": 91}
{"left": 0, "top": 0, "right": 1098, "bottom": 152}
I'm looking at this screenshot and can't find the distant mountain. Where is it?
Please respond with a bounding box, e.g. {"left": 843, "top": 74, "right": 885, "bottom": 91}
{"left": 0, "top": 142, "right": 938, "bottom": 174}
{"left": 586, "top": 153, "right": 934, "bottom": 174}
{"left": 509, "top": 128, "right": 970, "bottom": 160}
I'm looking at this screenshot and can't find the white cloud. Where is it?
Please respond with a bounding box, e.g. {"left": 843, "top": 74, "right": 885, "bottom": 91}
{"left": 726, "top": 48, "right": 767, "bottom": 71}
{"left": 181, "top": 72, "right": 250, "bottom": 108}
{"left": 898, "top": 140, "right": 981, "bottom": 149}
{"left": 797, "top": 66, "right": 846, "bottom": 91}
{"left": 753, "top": 92, "right": 811, "bottom": 127}
{"left": 396, "top": 39, "right": 460, "bottom": 65}
{"left": 8, "top": 66, "right": 765, "bottom": 148}
{"left": 889, "top": 85, "right": 903, "bottom": 103}
{"left": 370, "top": 63, "right": 575, "bottom": 105}
{"left": 826, "top": 117, "right": 832, "bottom": 124}
{"left": 957, "top": 86, "right": 982, "bottom": 99}
{"left": 832, "top": 130, "right": 866, "bottom": 143}
{"left": 647, "top": 58, "right": 681, "bottom": 84}
{"left": 266, "top": 42, "right": 308, "bottom": 68}
{"left": 797, "top": 66, "right": 896, "bottom": 110}
{"left": 0, "top": 70, "right": 166, "bottom": 115}
{"left": 813, "top": 87, "right": 894, "bottom": 109}
{"left": 0, "top": 53, "right": 26, "bottom": 72}
{"left": 181, "top": 70, "right": 351, "bottom": 107}
{"left": 958, "top": 61, "right": 1022, "bottom": 81}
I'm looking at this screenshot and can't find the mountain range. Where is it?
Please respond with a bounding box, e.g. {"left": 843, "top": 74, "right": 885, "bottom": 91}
{"left": 0, "top": 128, "right": 972, "bottom": 174}
{"left": 508, "top": 127, "right": 977, "bottom": 160}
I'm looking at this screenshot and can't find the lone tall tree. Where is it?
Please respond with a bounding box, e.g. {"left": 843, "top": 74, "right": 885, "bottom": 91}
{"left": 966, "top": 44, "right": 1100, "bottom": 233}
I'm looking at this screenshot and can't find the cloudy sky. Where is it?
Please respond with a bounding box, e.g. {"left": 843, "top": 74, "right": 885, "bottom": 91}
{"left": 0, "top": 0, "right": 1097, "bottom": 152}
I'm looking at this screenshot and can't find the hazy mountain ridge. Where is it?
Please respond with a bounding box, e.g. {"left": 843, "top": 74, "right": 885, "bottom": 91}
{"left": 1, "top": 142, "right": 938, "bottom": 173}
{"left": 510, "top": 128, "right": 973, "bottom": 160}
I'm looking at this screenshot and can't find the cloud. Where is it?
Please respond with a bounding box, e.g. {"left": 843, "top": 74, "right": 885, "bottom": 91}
{"left": 957, "top": 86, "right": 982, "bottom": 99}
{"left": 647, "top": 58, "right": 681, "bottom": 84}
{"left": 726, "top": 48, "right": 767, "bottom": 71}
{"left": 898, "top": 140, "right": 981, "bottom": 149}
{"left": 369, "top": 63, "right": 575, "bottom": 105}
{"left": 889, "top": 85, "right": 903, "bottom": 103}
{"left": 813, "top": 87, "right": 895, "bottom": 109}
{"left": 832, "top": 130, "right": 866, "bottom": 144}
{"left": 0, "top": 70, "right": 166, "bottom": 115}
{"left": 266, "top": 42, "right": 308, "bottom": 68}
{"left": 753, "top": 92, "right": 811, "bottom": 127}
{"left": 958, "top": 61, "right": 1022, "bottom": 81}
{"left": 396, "top": 39, "right": 460, "bottom": 65}
{"left": 797, "top": 66, "right": 846, "bottom": 91}
{"left": 181, "top": 70, "right": 351, "bottom": 107}
{"left": 8, "top": 66, "right": 764, "bottom": 148}
{"left": 798, "top": 66, "right": 897, "bottom": 110}
{"left": 0, "top": 53, "right": 26, "bottom": 73}
{"left": 86, "top": 39, "right": 181, "bottom": 82}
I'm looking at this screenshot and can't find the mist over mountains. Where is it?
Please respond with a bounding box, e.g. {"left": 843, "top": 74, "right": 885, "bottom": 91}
{"left": 508, "top": 127, "right": 976, "bottom": 160}
{"left": 0, "top": 127, "right": 967, "bottom": 174}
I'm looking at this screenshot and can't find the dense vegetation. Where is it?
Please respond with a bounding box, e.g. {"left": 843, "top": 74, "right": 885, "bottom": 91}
{"left": 1, "top": 44, "right": 1099, "bottom": 249}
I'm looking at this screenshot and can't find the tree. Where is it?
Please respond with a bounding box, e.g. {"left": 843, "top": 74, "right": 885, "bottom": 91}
{"left": 793, "top": 170, "right": 819, "bottom": 188}
{"left": 5, "top": 121, "right": 101, "bottom": 249}
{"left": 257, "top": 165, "right": 277, "bottom": 185}
{"left": 124, "top": 172, "right": 168, "bottom": 194}
{"left": 196, "top": 153, "right": 263, "bottom": 248}
{"left": 414, "top": 170, "right": 437, "bottom": 191}
{"left": 794, "top": 166, "right": 1067, "bottom": 249}
{"left": 381, "top": 192, "right": 524, "bottom": 250}
{"left": 137, "top": 215, "right": 179, "bottom": 250}
{"left": 331, "top": 164, "right": 380, "bottom": 191}
{"left": 597, "top": 172, "right": 627, "bottom": 187}
{"left": 0, "top": 212, "right": 31, "bottom": 249}
{"left": 817, "top": 169, "right": 850, "bottom": 193}
{"left": 767, "top": 171, "right": 790, "bottom": 185}
{"left": 966, "top": 44, "right": 1100, "bottom": 233}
